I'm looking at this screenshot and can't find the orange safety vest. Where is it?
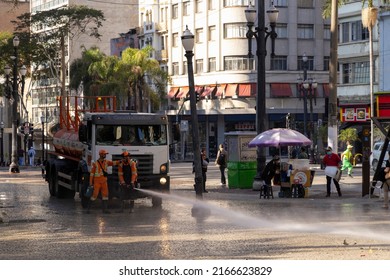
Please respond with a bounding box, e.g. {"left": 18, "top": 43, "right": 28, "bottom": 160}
{"left": 89, "top": 159, "right": 116, "bottom": 184}
{"left": 118, "top": 159, "right": 137, "bottom": 184}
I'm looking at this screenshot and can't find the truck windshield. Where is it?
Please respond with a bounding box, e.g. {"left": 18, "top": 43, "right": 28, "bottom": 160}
{"left": 96, "top": 124, "right": 167, "bottom": 146}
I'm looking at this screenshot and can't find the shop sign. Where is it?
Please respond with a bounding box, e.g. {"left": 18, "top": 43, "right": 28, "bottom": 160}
{"left": 340, "top": 107, "right": 369, "bottom": 122}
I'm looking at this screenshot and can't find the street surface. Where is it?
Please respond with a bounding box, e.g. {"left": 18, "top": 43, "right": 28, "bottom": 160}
{"left": 1, "top": 162, "right": 390, "bottom": 259}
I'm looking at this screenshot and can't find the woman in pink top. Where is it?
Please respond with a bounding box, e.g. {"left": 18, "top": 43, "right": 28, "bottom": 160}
{"left": 322, "top": 146, "right": 342, "bottom": 197}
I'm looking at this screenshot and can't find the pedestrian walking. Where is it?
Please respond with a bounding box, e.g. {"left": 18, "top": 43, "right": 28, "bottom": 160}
{"left": 215, "top": 144, "right": 228, "bottom": 186}
{"left": 381, "top": 151, "right": 390, "bottom": 209}
{"left": 201, "top": 148, "right": 209, "bottom": 193}
{"left": 341, "top": 144, "right": 354, "bottom": 177}
{"left": 18, "top": 149, "right": 24, "bottom": 166}
{"left": 117, "top": 151, "right": 138, "bottom": 213}
{"left": 88, "top": 149, "right": 117, "bottom": 214}
{"left": 28, "top": 147, "right": 36, "bottom": 166}
{"left": 322, "top": 146, "right": 342, "bottom": 197}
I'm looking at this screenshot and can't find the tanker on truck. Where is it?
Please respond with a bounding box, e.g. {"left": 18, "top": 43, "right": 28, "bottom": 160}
{"left": 44, "top": 95, "right": 170, "bottom": 208}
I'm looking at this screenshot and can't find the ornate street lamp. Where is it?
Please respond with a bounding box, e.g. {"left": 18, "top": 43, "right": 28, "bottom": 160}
{"left": 245, "top": 2, "right": 278, "bottom": 189}
{"left": 4, "top": 36, "right": 26, "bottom": 173}
{"left": 181, "top": 26, "right": 203, "bottom": 198}
{"left": 302, "top": 77, "right": 318, "bottom": 163}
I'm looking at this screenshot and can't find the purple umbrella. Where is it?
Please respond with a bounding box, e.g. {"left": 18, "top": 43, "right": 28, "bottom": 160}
{"left": 248, "top": 128, "right": 312, "bottom": 148}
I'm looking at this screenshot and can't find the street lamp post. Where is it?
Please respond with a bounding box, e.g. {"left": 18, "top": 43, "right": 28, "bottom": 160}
{"left": 303, "top": 78, "right": 318, "bottom": 163}
{"left": 298, "top": 54, "right": 309, "bottom": 137}
{"left": 245, "top": 2, "right": 278, "bottom": 189}
{"left": 4, "top": 36, "right": 26, "bottom": 173}
{"left": 181, "top": 26, "right": 203, "bottom": 198}
{"left": 41, "top": 115, "right": 45, "bottom": 163}
{"left": 0, "top": 121, "right": 4, "bottom": 166}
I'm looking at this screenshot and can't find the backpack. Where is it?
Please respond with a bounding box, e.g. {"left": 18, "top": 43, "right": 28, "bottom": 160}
{"left": 217, "top": 153, "right": 226, "bottom": 165}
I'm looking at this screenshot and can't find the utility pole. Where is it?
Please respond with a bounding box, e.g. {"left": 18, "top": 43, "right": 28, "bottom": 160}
{"left": 328, "top": 0, "right": 338, "bottom": 152}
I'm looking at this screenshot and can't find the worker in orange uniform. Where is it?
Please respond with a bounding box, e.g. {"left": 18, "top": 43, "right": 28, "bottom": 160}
{"left": 117, "top": 151, "right": 138, "bottom": 213}
{"left": 88, "top": 149, "right": 117, "bottom": 214}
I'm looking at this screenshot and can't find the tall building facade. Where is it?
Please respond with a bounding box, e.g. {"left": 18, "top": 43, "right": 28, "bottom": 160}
{"left": 337, "top": 0, "right": 386, "bottom": 152}
{"left": 29, "top": 0, "right": 138, "bottom": 154}
{"left": 140, "top": 0, "right": 331, "bottom": 159}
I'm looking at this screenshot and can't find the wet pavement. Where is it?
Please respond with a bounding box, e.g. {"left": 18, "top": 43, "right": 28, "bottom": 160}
{"left": 1, "top": 163, "right": 390, "bottom": 259}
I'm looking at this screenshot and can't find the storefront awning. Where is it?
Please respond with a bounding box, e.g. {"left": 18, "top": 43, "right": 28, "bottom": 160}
{"left": 201, "top": 86, "right": 215, "bottom": 97}
{"left": 225, "top": 84, "right": 238, "bottom": 97}
{"left": 238, "top": 84, "right": 252, "bottom": 97}
{"left": 195, "top": 86, "right": 204, "bottom": 94}
{"left": 215, "top": 84, "right": 226, "bottom": 97}
{"left": 167, "top": 87, "right": 179, "bottom": 98}
{"left": 176, "top": 86, "right": 189, "bottom": 98}
{"left": 270, "top": 83, "right": 292, "bottom": 97}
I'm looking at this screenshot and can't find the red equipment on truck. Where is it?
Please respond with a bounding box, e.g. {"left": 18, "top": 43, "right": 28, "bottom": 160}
{"left": 44, "top": 95, "right": 170, "bottom": 208}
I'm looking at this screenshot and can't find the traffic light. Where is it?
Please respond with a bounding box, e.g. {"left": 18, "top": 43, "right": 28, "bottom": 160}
{"left": 29, "top": 123, "right": 34, "bottom": 135}
{"left": 195, "top": 92, "right": 200, "bottom": 103}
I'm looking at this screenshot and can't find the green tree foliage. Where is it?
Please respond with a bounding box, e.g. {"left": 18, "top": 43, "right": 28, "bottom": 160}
{"left": 339, "top": 128, "right": 359, "bottom": 145}
{"left": 70, "top": 46, "right": 170, "bottom": 112}
{"left": 11, "top": 5, "right": 105, "bottom": 99}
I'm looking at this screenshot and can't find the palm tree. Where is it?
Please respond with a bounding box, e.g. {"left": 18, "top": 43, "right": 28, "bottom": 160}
{"left": 339, "top": 128, "right": 359, "bottom": 147}
{"left": 118, "top": 46, "right": 170, "bottom": 112}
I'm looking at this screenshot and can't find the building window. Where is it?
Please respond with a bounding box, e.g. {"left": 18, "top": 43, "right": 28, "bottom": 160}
{"left": 172, "top": 4, "right": 178, "bottom": 19}
{"left": 224, "top": 23, "right": 247, "bottom": 38}
{"left": 209, "top": 0, "right": 216, "bottom": 10}
{"left": 224, "top": 0, "right": 249, "bottom": 7}
{"left": 224, "top": 56, "right": 254, "bottom": 71}
{"left": 297, "top": 24, "right": 314, "bottom": 39}
{"left": 183, "top": 1, "right": 190, "bottom": 16}
{"left": 351, "top": 21, "right": 369, "bottom": 41}
{"left": 323, "top": 56, "right": 330, "bottom": 71}
{"left": 209, "top": 25, "right": 216, "bottom": 41}
{"left": 172, "top": 33, "right": 178, "bottom": 47}
{"left": 196, "top": 28, "right": 204, "bottom": 43}
{"left": 274, "top": 0, "right": 287, "bottom": 7}
{"left": 271, "top": 56, "right": 287, "bottom": 70}
{"left": 195, "top": 0, "right": 203, "bottom": 13}
{"left": 209, "top": 57, "right": 216, "bottom": 72}
{"left": 341, "top": 22, "right": 350, "bottom": 43}
{"left": 196, "top": 59, "right": 203, "bottom": 73}
{"left": 297, "top": 0, "right": 313, "bottom": 8}
{"left": 298, "top": 56, "right": 314, "bottom": 71}
{"left": 275, "top": 23, "right": 288, "bottom": 39}
{"left": 172, "top": 62, "right": 179, "bottom": 76}
{"left": 342, "top": 61, "right": 370, "bottom": 84}
{"left": 183, "top": 61, "right": 187, "bottom": 75}
{"left": 324, "top": 25, "right": 331, "bottom": 40}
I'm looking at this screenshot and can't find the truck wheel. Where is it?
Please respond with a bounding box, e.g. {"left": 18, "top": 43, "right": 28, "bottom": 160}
{"left": 54, "top": 169, "right": 67, "bottom": 199}
{"left": 48, "top": 167, "right": 57, "bottom": 196}
{"left": 152, "top": 196, "right": 162, "bottom": 208}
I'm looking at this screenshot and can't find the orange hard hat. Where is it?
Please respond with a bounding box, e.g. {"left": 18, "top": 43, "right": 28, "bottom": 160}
{"left": 99, "top": 149, "right": 109, "bottom": 155}
{"left": 122, "top": 151, "right": 130, "bottom": 157}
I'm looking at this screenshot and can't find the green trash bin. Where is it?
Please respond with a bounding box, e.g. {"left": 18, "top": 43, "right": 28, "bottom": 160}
{"left": 225, "top": 132, "right": 257, "bottom": 189}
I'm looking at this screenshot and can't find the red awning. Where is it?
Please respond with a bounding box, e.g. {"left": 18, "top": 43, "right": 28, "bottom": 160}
{"left": 215, "top": 84, "right": 226, "bottom": 97}
{"left": 195, "top": 86, "right": 204, "bottom": 94}
{"left": 225, "top": 84, "right": 238, "bottom": 97}
{"left": 270, "top": 83, "right": 292, "bottom": 97}
{"left": 167, "top": 87, "right": 179, "bottom": 98}
{"left": 176, "top": 86, "right": 189, "bottom": 98}
{"left": 323, "top": 84, "right": 330, "bottom": 97}
{"left": 201, "top": 86, "right": 215, "bottom": 97}
{"left": 238, "top": 84, "right": 252, "bottom": 97}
